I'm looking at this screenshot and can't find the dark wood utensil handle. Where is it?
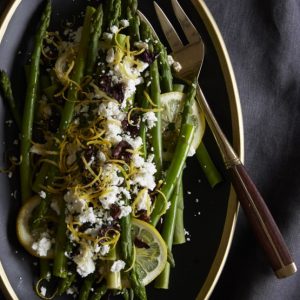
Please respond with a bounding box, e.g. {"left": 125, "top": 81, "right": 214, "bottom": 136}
{"left": 228, "top": 163, "right": 297, "bottom": 278}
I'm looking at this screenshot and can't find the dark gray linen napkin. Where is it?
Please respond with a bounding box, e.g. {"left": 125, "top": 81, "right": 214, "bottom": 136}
{"left": 206, "top": 0, "right": 300, "bottom": 299}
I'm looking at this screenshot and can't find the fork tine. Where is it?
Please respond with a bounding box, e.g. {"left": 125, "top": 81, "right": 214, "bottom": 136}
{"left": 153, "top": 1, "right": 184, "bottom": 52}
{"left": 171, "top": 0, "right": 202, "bottom": 43}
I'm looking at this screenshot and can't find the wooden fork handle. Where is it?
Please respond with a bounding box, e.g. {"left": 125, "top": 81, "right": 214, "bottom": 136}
{"left": 196, "top": 86, "right": 297, "bottom": 278}
{"left": 228, "top": 163, "right": 297, "bottom": 278}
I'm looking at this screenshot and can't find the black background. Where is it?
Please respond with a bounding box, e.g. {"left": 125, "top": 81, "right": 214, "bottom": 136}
{"left": 1, "top": 0, "right": 300, "bottom": 299}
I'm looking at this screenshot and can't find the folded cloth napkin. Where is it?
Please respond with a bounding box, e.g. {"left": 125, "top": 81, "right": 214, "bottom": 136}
{"left": 206, "top": 0, "right": 300, "bottom": 299}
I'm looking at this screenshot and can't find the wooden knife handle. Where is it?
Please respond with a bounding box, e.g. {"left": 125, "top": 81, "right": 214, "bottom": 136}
{"left": 228, "top": 163, "right": 297, "bottom": 278}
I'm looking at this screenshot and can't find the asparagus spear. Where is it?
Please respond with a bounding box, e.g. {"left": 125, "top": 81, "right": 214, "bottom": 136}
{"left": 196, "top": 142, "right": 222, "bottom": 188}
{"left": 155, "top": 41, "right": 173, "bottom": 93}
{"left": 150, "top": 81, "right": 197, "bottom": 226}
{"left": 0, "top": 70, "right": 21, "bottom": 129}
{"left": 172, "top": 181, "right": 186, "bottom": 244}
{"left": 150, "top": 123, "right": 194, "bottom": 225}
{"left": 52, "top": 6, "right": 96, "bottom": 277}
{"left": 86, "top": 4, "right": 104, "bottom": 75}
{"left": 155, "top": 175, "right": 182, "bottom": 288}
{"left": 57, "top": 273, "right": 76, "bottom": 296}
{"left": 150, "top": 57, "right": 163, "bottom": 178}
{"left": 89, "top": 284, "right": 108, "bottom": 300}
{"left": 20, "top": 0, "right": 51, "bottom": 202}
{"left": 78, "top": 273, "right": 95, "bottom": 300}
{"left": 120, "top": 200, "right": 147, "bottom": 300}
{"left": 107, "top": 0, "right": 122, "bottom": 29}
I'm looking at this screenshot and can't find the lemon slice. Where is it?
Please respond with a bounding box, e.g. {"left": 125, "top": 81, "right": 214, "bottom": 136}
{"left": 160, "top": 91, "right": 205, "bottom": 159}
{"left": 16, "top": 195, "right": 54, "bottom": 259}
{"left": 132, "top": 218, "right": 167, "bottom": 286}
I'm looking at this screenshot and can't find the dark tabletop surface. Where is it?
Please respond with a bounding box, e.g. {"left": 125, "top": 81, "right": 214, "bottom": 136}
{"left": 1, "top": 0, "right": 300, "bottom": 299}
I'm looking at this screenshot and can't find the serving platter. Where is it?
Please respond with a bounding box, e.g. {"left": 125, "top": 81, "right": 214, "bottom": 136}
{"left": 0, "top": 0, "right": 243, "bottom": 299}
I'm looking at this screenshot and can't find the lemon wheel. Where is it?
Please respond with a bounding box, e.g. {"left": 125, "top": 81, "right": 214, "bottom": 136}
{"left": 131, "top": 218, "right": 167, "bottom": 286}
{"left": 161, "top": 91, "right": 205, "bottom": 159}
{"left": 16, "top": 195, "right": 54, "bottom": 259}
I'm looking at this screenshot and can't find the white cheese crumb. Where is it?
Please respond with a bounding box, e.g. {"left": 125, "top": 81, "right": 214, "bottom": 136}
{"left": 64, "top": 190, "right": 86, "bottom": 214}
{"left": 136, "top": 189, "right": 149, "bottom": 211}
{"left": 106, "top": 48, "right": 115, "bottom": 63}
{"left": 66, "top": 287, "right": 78, "bottom": 295}
{"left": 110, "top": 25, "right": 119, "bottom": 34}
{"left": 167, "top": 55, "right": 174, "bottom": 65}
{"left": 39, "top": 190, "right": 46, "bottom": 199}
{"left": 103, "top": 32, "right": 113, "bottom": 40}
{"left": 73, "top": 246, "right": 95, "bottom": 277}
{"left": 173, "top": 61, "right": 182, "bottom": 72}
{"left": 119, "top": 205, "right": 132, "bottom": 218}
{"left": 166, "top": 201, "right": 171, "bottom": 210}
{"left": 122, "top": 135, "right": 143, "bottom": 150}
{"left": 120, "top": 19, "right": 130, "bottom": 27}
{"left": 40, "top": 286, "right": 47, "bottom": 297}
{"left": 110, "top": 260, "right": 126, "bottom": 272}
{"left": 78, "top": 207, "right": 96, "bottom": 224}
{"left": 32, "top": 236, "right": 52, "bottom": 257}
{"left": 99, "top": 244, "right": 110, "bottom": 256}
{"left": 97, "top": 151, "right": 106, "bottom": 162}
{"left": 105, "top": 120, "right": 123, "bottom": 144}
{"left": 99, "top": 186, "right": 121, "bottom": 209}
{"left": 142, "top": 112, "right": 157, "bottom": 129}
{"left": 134, "top": 41, "right": 148, "bottom": 50}
{"left": 187, "top": 145, "right": 196, "bottom": 157}
{"left": 132, "top": 161, "right": 157, "bottom": 190}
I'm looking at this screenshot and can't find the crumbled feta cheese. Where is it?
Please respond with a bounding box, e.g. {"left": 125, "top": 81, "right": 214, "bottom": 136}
{"left": 103, "top": 32, "right": 113, "bottom": 40}
{"left": 40, "top": 286, "right": 47, "bottom": 297}
{"left": 142, "top": 112, "right": 157, "bottom": 129}
{"left": 122, "top": 135, "right": 143, "bottom": 150}
{"left": 173, "top": 61, "right": 182, "bottom": 72}
{"left": 187, "top": 145, "right": 196, "bottom": 157}
{"left": 120, "top": 187, "right": 131, "bottom": 200}
{"left": 99, "top": 244, "right": 110, "bottom": 256}
{"left": 167, "top": 55, "right": 174, "bottom": 65}
{"left": 106, "top": 48, "right": 115, "bottom": 63}
{"left": 166, "top": 201, "right": 171, "bottom": 210}
{"left": 110, "top": 25, "right": 119, "bottom": 34}
{"left": 78, "top": 207, "right": 96, "bottom": 224}
{"left": 32, "top": 235, "right": 52, "bottom": 257}
{"left": 123, "top": 78, "right": 138, "bottom": 102}
{"left": 64, "top": 190, "right": 86, "bottom": 214}
{"left": 134, "top": 41, "right": 149, "bottom": 50}
{"left": 66, "top": 287, "right": 78, "bottom": 295}
{"left": 99, "top": 186, "right": 121, "bottom": 209}
{"left": 120, "top": 19, "right": 130, "bottom": 27}
{"left": 98, "top": 101, "right": 125, "bottom": 121}
{"left": 110, "top": 260, "right": 126, "bottom": 272}
{"left": 102, "top": 164, "right": 124, "bottom": 186}
{"left": 132, "top": 161, "right": 157, "bottom": 190}
{"left": 136, "top": 190, "right": 150, "bottom": 211}
{"left": 105, "top": 120, "right": 123, "bottom": 144}
{"left": 39, "top": 190, "right": 46, "bottom": 199}
{"left": 73, "top": 246, "right": 95, "bottom": 277}
{"left": 132, "top": 154, "right": 145, "bottom": 168}
{"left": 119, "top": 205, "right": 132, "bottom": 218}
{"left": 97, "top": 151, "right": 106, "bottom": 162}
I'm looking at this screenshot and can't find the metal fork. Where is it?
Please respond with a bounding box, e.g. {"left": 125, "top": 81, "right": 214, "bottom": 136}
{"left": 153, "top": 0, "right": 296, "bottom": 278}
